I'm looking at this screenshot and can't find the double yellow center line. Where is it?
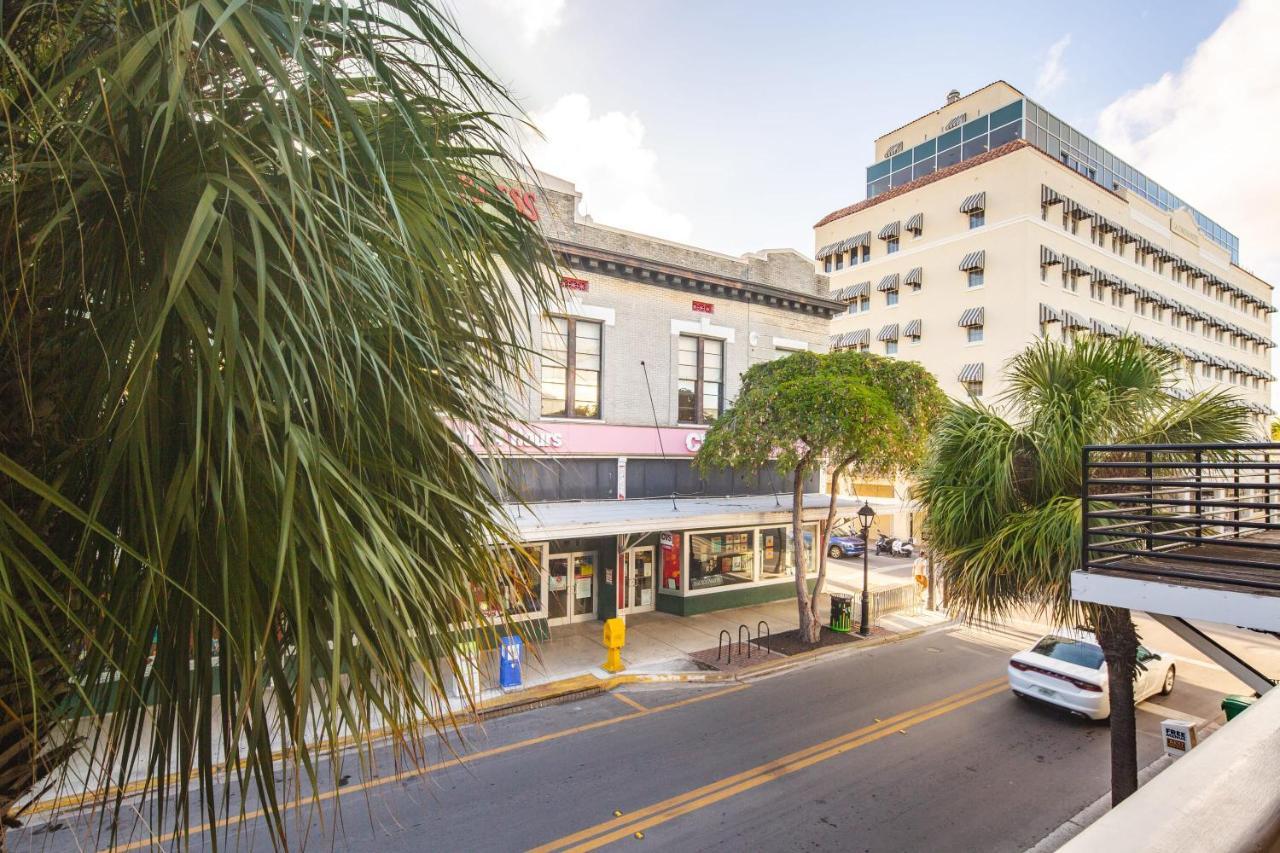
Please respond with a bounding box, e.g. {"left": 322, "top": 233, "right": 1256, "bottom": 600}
{"left": 531, "top": 676, "right": 1007, "bottom": 852}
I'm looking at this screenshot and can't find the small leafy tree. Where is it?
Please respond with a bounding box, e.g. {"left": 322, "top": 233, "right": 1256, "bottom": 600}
{"left": 697, "top": 351, "right": 945, "bottom": 643}
{"left": 916, "top": 335, "right": 1252, "bottom": 805}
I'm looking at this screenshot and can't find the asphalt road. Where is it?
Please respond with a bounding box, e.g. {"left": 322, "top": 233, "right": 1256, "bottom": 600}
{"left": 12, "top": 622, "right": 1230, "bottom": 853}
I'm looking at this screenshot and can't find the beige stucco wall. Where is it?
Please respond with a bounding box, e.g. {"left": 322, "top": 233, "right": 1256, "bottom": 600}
{"left": 818, "top": 145, "right": 1274, "bottom": 413}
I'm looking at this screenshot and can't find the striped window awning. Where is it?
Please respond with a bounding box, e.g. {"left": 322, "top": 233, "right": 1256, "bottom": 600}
{"left": 1168, "top": 387, "right": 1191, "bottom": 400}
{"left": 830, "top": 328, "right": 871, "bottom": 349}
{"left": 1131, "top": 285, "right": 1150, "bottom": 302}
{"left": 816, "top": 242, "right": 841, "bottom": 259}
{"left": 959, "top": 250, "right": 985, "bottom": 272}
{"left": 1069, "top": 202, "right": 1093, "bottom": 220}
{"left": 957, "top": 362, "right": 984, "bottom": 383}
{"left": 1089, "top": 266, "right": 1108, "bottom": 282}
{"left": 1040, "top": 185, "right": 1063, "bottom": 206}
{"left": 1040, "top": 246, "right": 1061, "bottom": 267}
{"left": 959, "top": 192, "right": 986, "bottom": 213}
{"left": 878, "top": 323, "right": 900, "bottom": 342}
{"left": 1062, "top": 311, "right": 1088, "bottom": 330}
{"left": 1090, "top": 319, "right": 1120, "bottom": 338}
{"left": 905, "top": 212, "right": 924, "bottom": 234}
{"left": 1116, "top": 227, "right": 1138, "bottom": 244}
{"left": 1063, "top": 257, "right": 1088, "bottom": 277}
{"left": 840, "top": 231, "right": 872, "bottom": 251}
{"left": 944, "top": 113, "right": 968, "bottom": 130}
{"left": 883, "top": 141, "right": 904, "bottom": 158}
{"left": 1039, "top": 304, "right": 1062, "bottom": 324}
{"left": 905, "top": 267, "right": 923, "bottom": 288}
{"left": 903, "top": 319, "right": 922, "bottom": 337}
{"left": 957, "top": 307, "right": 985, "bottom": 328}
{"left": 878, "top": 221, "right": 901, "bottom": 240}
{"left": 877, "top": 273, "right": 900, "bottom": 292}
{"left": 830, "top": 281, "right": 871, "bottom": 302}
{"left": 1093, "top": 215, "right": 1119, "bottom": 234}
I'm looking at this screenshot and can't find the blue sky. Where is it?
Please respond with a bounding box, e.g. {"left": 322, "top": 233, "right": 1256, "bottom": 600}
{"left": 451, "top": 0, "right": 1278, "bottom": 291}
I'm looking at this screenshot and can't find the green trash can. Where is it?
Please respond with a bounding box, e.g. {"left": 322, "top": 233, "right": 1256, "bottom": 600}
{"left": 829, "top": 593, "right": 853, "bottom": 633}
{"left": 1221, "top": 694, "right": 1256, "bottom": 721}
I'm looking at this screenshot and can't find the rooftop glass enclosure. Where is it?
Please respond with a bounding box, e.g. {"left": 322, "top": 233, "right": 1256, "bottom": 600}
{"left": 865, "top": 98, "right": 1240, "bottom": 263}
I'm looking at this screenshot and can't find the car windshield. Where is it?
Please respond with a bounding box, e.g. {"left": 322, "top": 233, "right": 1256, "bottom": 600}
{"left": 1030, "top": 636, "right": 1104, "bottom": 669}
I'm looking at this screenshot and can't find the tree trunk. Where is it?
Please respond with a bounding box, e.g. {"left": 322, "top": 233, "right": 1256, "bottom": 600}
{"left": 808, "top": 463, "right": 848, "bottom": 636}
{"left": 1094, "top": 604, "right": 1140, "bottom": 805}
{"left": 793, "top": 465, "right": 820, "bottom": 644}
{"left": 926, "top": 550, "right": 936, "bottom": 610}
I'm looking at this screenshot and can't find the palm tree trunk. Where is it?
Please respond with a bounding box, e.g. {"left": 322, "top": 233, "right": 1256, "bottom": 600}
{"left": 1094, "top": 604, "right": 1140, "bottom": 805}
{"left": 793, "top": 465, "right": 820, "bottom": 644}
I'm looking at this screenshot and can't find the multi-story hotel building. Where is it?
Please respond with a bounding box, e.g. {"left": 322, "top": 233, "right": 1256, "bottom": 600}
{"left": 817, "top": 81, "right": 1275, "bottom": 416}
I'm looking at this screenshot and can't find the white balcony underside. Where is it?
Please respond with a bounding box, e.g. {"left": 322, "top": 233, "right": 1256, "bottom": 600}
{"left": 1071, "top": 570, "right": 1280, "bottom": 633}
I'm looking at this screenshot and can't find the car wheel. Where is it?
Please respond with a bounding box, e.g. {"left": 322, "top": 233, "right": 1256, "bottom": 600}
{"left": 828, "top": 545, "right": 843, "bottom": 559}
{"left": 1160, "top": 665, "right": 1176, "bottom": 696}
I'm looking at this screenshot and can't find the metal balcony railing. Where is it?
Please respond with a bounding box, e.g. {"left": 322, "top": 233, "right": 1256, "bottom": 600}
{"left": 1082, "top": 443, "right": 1280, "bottom": 592}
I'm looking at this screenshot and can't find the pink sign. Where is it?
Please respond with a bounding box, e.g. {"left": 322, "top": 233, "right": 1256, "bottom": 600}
{"left": 463, "top": 421, "right": 707, "bottom": 457}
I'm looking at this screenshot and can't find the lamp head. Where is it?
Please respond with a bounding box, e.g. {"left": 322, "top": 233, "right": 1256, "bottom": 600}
{"left": 857, "top": 500, "right": 876, "bottom": 529}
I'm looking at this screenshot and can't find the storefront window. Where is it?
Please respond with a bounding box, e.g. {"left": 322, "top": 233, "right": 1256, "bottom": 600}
{"left": 786, "top": 525, "right": 817, "bottom": 573}
{"left": 760, "top": 528, "right": 789, "bottom": 577}
{"left": 689, "top": 531, "right": 755, "bottom": 589}
{"left": 481, "top": 545, "right": 543, "bottom": 617}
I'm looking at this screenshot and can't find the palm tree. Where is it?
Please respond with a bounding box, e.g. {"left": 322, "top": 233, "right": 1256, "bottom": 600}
{"left": 1, "top": 1, "right": 554, "bottom": 845}
{"left": 916, "top": 334, "right": 1252, "bottom": 806}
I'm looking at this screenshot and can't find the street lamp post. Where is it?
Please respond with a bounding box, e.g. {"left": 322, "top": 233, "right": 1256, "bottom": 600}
{"left": 857, "top": 501, "right": 875, "bottom": 637}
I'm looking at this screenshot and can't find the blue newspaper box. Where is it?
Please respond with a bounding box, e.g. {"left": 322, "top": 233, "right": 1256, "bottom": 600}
{"left": 499, "top": 635, "right": 523, "bottom": 691}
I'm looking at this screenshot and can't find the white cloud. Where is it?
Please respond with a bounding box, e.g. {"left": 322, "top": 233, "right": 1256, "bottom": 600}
{"left": 1095, "top": 0, "right": 1280, "bottom": 287}
{"left": 1035, "top": 34, "right": 1071, "bottom": 96}
{"left": 525, "top": 93, "right": 694, "bottom": 242}
{"left": 479, "top": 0, "right": 566, "bottom": 43}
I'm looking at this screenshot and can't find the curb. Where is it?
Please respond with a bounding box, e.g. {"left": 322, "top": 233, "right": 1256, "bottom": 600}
{"left": 22, "top": 617, "right": 952, "bottom": 819}
{"left": 1023, "top": 720, "right": 1223, "bottom": 853}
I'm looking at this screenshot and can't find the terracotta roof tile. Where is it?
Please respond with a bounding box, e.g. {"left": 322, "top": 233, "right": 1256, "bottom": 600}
{"left": 814, "top": 139, "right": 1033, "bottom": 229}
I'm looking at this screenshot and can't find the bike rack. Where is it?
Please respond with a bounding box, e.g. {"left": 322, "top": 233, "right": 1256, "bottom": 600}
{"left": 755, "top": 620, "right": 771, "bottom": 656}
{"left": 717, "top": 629, "right": 732, "bottom": 664}
{"left": 738, "top": 624, "right": 752, "bottom": 659}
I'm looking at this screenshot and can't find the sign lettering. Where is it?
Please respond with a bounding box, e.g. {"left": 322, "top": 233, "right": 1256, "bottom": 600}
{"left": 561, "top": 276, "right": 590, "bottom": 292}
{"left": 692, "top": 300, "right": 715, "bottom": 314}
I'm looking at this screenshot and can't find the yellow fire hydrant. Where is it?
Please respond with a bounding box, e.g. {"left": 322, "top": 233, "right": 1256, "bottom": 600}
{"left": 602, "top": 617, "right": 626, "bottom": 673}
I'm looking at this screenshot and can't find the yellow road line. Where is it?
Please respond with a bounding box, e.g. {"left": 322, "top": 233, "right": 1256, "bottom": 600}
{"left": 610, "top": 692, "right": 649, "bottom": 712}
{"left": 531, "top": 677, "right": 1007, "bottom": 853}
{"left": 107, "top": 682, "right": 748, "bottom": 852}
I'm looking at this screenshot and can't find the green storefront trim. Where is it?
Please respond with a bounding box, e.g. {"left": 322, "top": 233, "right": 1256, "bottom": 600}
{"left": 654, "top": 579, "right": 817, "bottom": 616}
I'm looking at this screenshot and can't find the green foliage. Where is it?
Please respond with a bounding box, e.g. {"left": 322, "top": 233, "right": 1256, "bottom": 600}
{"left": 696, "top": 350, "right": 946, "bottom": 481}
{"left": 1, "top": 0, "right": 553, "bottom": 844}
{"left": 917, "top": 335, "right": 1255, "bottom": 626}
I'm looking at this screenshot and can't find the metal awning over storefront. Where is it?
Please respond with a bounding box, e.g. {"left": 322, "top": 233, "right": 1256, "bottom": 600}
{"left": 504, "top": 493, "right": 872, "bottom": 541}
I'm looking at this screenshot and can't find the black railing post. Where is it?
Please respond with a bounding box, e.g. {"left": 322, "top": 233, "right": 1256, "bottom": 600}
{"left": 1081, "top": 446, "right": 1091, "bottom": 572}
{"left": 1194, "top": 449, "right": 1204, "bottom": 540}
{"left": 1233, "top": 448, "right": 1242, "bottom": 538}
{"left": 1145, "top": 449, "right": 1155, "bottom": 552}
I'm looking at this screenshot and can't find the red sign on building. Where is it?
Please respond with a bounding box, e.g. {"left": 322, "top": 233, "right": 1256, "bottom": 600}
{"left": 561, "top": 276, "right": 590, "bottom": 292}
{"left": 692, "top": 300, "right": 715, "bottom": 314}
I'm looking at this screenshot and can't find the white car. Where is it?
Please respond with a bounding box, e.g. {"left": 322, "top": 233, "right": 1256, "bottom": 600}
{"left": 1008, "top": 630, "right": 1176, "bottom": 721}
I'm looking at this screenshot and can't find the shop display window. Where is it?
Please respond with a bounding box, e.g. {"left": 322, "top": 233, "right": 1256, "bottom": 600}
{"left": 689, "top": 531, "right": 755, "bottom": 589}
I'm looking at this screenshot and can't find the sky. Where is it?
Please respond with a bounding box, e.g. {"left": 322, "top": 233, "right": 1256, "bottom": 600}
{"left": 448, "top": 0, "right": 1280, "bottom": 346}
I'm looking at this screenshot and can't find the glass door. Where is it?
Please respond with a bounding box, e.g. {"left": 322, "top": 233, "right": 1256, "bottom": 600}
{"left": 623, "top": 547, "right": 656, "bottom": 613}
{"left": 548, "top": 555, "right": 571, "bottom": 624}
{"left": 572, "top": 553, "right": 597, "bottom": 621}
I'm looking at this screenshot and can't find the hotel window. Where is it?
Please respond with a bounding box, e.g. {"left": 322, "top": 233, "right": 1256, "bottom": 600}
{"left": 541, "top": 317, "right": 602, "bottom": 419}
{"left": 1135, "top": 299, "right": 1147, "bottom": 317}
{"left": 824, "top": 257, "right": 832, "bottom": 273}
{"left": 968, "top": 210, "right": 985, "bottom": 229}
{"left": 967, "top": 325, "right": 984, "bottom": 343}
{"left": 677, "top": 335, "right": 724, "bottom": 424}
{"left": 834, "top": 253, "right": 844, "bottom": 271}
{"left": 861, "top": 245, "right": 870, "bottom": 262}
{"left": 968, "top": 270, "right": 984, "bottom": 289}
{"left": 886, "top": 290, "right": 899, "bottom": 306}
{"left": 963, "top": 380, "right": 984, "bottom": 397}
{"left": 884, "top": 340, "right": 898, "bottom": 355}
{"left": 1111, "top": 290, "right": 1124, "bottom": 308}
{"left": 1090, "top": 282, "right": 1104, "bottom": 301}
{"left": 849, "top": 250, "right": 859, "bottom": 267}
{"left": 848, "top": 295, "right": 870, "bottom": 314}
{"left": 886, "top": 237, "right": 900, "bottom": 254}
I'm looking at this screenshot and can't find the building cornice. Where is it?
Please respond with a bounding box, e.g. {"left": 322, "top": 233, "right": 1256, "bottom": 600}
{"left": 551, "top": 239, "right": 844, "bottom": 318}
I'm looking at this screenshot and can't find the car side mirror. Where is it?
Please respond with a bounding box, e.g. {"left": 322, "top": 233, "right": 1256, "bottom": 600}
{"left": 1150, "top": 653, "right": 1162, "bottom": 661}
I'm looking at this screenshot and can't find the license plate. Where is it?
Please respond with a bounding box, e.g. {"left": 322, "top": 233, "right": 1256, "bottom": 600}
{"left": 1037, "top": 686, "right": 1056, "bottom": 698}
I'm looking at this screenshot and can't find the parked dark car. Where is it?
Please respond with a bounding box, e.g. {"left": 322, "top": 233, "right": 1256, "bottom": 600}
{"left": 827, "top": 529, "right": 867, "bottom": 558}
